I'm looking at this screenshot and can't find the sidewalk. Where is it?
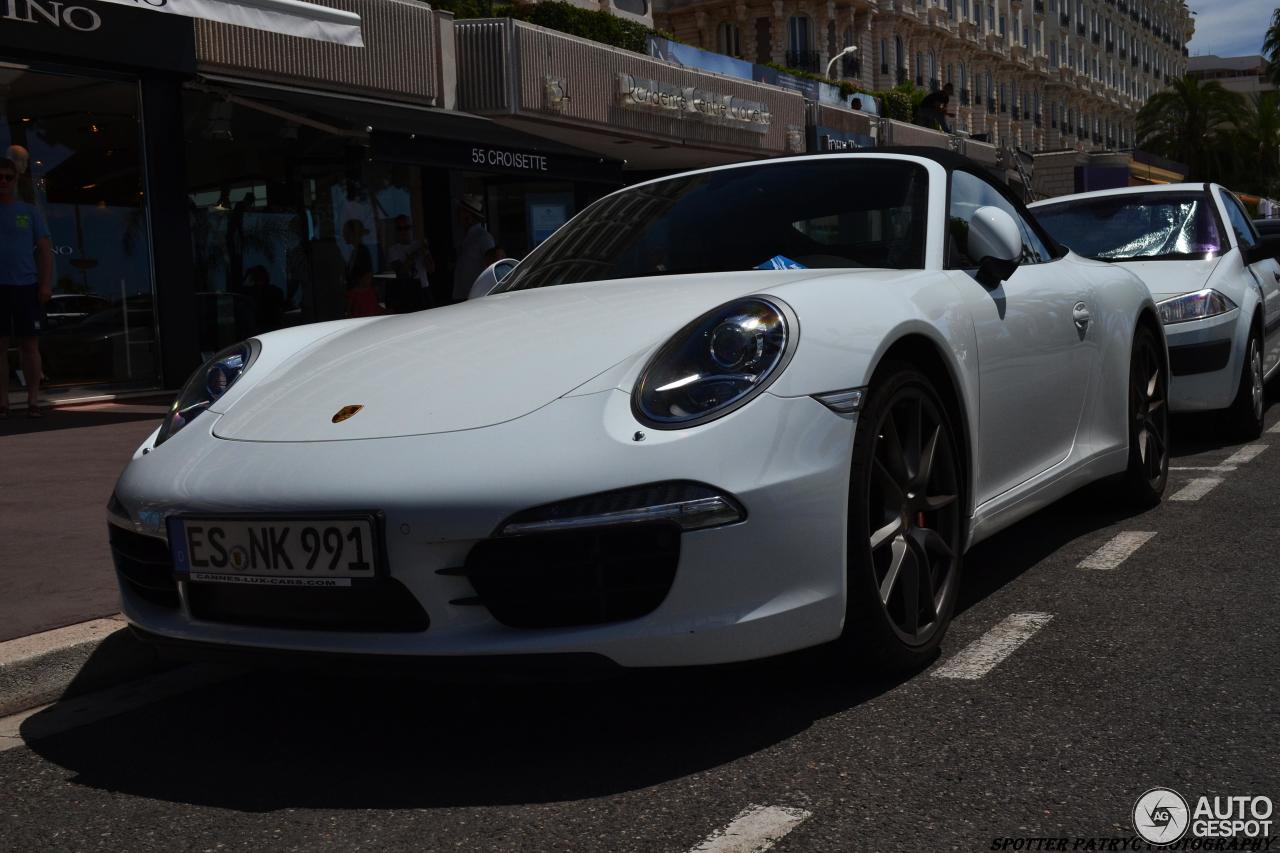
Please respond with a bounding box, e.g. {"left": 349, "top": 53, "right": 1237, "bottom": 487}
{"left": 0, "top": 397, "right": 168, "bottom": 643}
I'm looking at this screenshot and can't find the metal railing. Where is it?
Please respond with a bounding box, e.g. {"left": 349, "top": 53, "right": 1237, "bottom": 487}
{"left": 785, "top": 50, "right": 821, "bottom": 72}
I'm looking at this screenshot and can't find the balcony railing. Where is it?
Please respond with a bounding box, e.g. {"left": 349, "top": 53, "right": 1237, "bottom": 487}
{"left": 1106, "top": 39, "right": 1114, "bottom": 53}
{"left": 1091, "top": 32, "right": 1101, "bottom": 44}
{"left": 1120, "top": 47, "right": 1127, "bottom": 59}
{"left": 1132, "top": 54, "right": 1139, "bottom": 67}
{"left": 1033, "top": 0, "right": 1044, "bottom": 13}
{"left": 1000, "top": 101, "right": 1008, "bottom": 113}
{"left": 1076, "top": 23, "right": 1085, "bottom": 35}
{"left": 1060, "top": 12, "right": 1070, "bottom": 26}
{"left": 1011, "top": 105, "right": 1020, "bottom": 119}
{"left": 1143, "top": 61, "right": 1150, "bottom": 72}
{"left": 785, "top": 50, "right": 821, "bottom": 72}
{"left": 960, "top": 88, "right": 971, "bottom": 105}
{"left": 1034, "top": 114, "right": 1043, "bottom": 128}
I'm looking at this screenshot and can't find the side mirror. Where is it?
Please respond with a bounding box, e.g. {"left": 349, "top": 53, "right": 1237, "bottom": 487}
{"left": 968, "top": 205, "right": 1023, "bottom": 290}
{"left": 469, "top": 259, "right": 519, "bottom": 299}
{"left": 1243, "top": 234, "right": 1280, "bottom": 265}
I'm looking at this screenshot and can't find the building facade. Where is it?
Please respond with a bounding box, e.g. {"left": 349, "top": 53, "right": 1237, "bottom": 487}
{"left": 1187, "top": 55, "right": 1275, "bottom": 97}
{"left": 654, "top": 0, "right": 1194, "bottom": 153}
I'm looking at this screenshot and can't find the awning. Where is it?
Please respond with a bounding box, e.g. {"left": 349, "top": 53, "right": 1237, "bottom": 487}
{"left": 93, "top": 0, "right": 363, "bottom": 47}
{"left": 196, "top": 75, "right": 626, "bottom": 184}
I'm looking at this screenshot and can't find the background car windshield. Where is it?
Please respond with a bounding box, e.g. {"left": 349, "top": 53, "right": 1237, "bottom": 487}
{"left": 498, "top": 159, "right": 929, "bottom": 290}
{"left": 1033, "top": 192, "right": 1222, "bottom": 261}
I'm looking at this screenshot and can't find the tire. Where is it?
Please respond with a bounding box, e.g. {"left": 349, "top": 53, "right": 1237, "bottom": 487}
{"left": 839, "top": 362, "right": 964, "bottom": 673}
{"left": 1225, "top": 328, "right": 1265, "bottom": 440}
{"left": 1121, "top": 324, "right": 1170, "bottom": 507}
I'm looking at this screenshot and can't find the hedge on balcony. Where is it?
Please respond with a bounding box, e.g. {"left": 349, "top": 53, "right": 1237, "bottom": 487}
{"left": 435, "top": 0, "right": 669, "bottom": 54}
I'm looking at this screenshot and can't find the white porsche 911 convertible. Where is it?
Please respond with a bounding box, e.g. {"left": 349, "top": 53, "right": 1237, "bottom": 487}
{"left": 1032, "top": 183, "right": 1280, "bottom": 438}
{"left": 109, "top": 150, "right": 1168, "bottom": 673}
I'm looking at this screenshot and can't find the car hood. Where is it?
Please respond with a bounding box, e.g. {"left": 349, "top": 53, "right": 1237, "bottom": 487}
{"left": 213, "top": 270, "right": 842, "bottom": 442}
{"left": 1109, "top": 257, "right": 1222, "bottom": 300}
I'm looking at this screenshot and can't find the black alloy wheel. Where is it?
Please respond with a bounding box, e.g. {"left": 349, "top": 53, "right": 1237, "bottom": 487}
{"left": 1226, "top": 330, "right": 1265, "bottom": 440}
{"left": 842, "top": 364, "right": 963, "bottom": 670}
{"left": 1123, "top": 325, "right": 1169, "bottom": 504}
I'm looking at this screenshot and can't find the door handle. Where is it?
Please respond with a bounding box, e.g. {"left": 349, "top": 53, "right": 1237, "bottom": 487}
{"left": 1073, "top": 302, "right": 1091, "bottom": 331}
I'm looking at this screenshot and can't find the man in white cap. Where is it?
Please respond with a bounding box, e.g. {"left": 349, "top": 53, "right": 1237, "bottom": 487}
{"left": 452, "top": 196, "right": 494, "bottom": 303}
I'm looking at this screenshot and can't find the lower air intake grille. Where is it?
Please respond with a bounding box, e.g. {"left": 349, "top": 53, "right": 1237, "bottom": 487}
{"left": 464, "top": 523, "right": 680, "bottom": 629}
{"left": 187, "top": 580, "right": 430, "bottom": 633}
{"left": 109, "top": 524, "right": 180, "bottom": 609}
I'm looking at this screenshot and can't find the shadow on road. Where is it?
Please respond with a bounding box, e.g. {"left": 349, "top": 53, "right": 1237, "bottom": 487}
{"left": 22, "top": 651, "right": 909, "bottom": 811}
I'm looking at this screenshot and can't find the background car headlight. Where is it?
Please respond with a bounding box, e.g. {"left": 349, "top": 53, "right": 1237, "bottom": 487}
{"left": 154, "top": 341, "right": 258, "bottom": 447}
{"left": 633, "top": 297, "right": 795, "bottom": 429}
{"left": 1156, "top": 289, "right": 1238, "bottom": 325}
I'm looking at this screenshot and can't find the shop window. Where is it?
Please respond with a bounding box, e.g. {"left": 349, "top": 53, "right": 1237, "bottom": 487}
{"left": 0, "top": 68, "right": 157, "bottom": 394}
{"left": 184, "top": 90, "right": 440, "bottom": 353}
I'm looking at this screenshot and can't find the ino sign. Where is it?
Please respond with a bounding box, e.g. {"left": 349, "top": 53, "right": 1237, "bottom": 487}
{"left": 1, "top": 0, "right": 102, "bottom": 30}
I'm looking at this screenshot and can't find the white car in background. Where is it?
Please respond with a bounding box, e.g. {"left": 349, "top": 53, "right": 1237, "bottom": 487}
{"left": 109, "top": 151, "right": 1167, "bottom": 675}
{"left": 1032, "top": 183, "right": 1280, "bottom": 438}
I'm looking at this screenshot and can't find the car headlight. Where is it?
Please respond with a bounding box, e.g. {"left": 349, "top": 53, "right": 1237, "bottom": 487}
{"left": 1156, "top": 289, "right": 1238, "bottom": 325}
{"left": 633, "top": 297, "right": 795, "bottom": 429}
{"left": 154, "top": 341, "right": 259, "bottom": 447}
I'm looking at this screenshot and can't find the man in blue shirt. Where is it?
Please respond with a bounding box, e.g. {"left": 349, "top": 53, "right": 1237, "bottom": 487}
{"left": 0, "top": 156, "right": 52, "bottom": 417}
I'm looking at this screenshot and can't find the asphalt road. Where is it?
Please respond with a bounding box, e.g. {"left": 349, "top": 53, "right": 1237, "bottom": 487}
{"left": 2, "top": 407, "right": 1278, "bottom": 852}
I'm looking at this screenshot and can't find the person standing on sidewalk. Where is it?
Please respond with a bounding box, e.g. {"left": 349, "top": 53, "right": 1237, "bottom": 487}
{"left": 0, "top": 156, "right": 52, "bottom": 418}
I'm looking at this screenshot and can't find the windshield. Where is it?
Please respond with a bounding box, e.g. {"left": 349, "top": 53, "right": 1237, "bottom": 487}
{"left": 498, "top": 159, "right": 930, "bottom": 291}
{"left": 1033, "top": 192, "right": 1222, "bottom": 261}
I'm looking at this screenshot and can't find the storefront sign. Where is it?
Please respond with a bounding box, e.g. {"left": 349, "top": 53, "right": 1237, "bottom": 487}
{"left": 2, "top": 0, "right": 101, "bottom": 31}
{"left": 470, "top": 147, "right": 549, "bottom": 173}
{"left": 373, "top": 131, "right": 623, "bottom": 185}
{"left": 94, "top": 0, "right": 363, "bottom": 47}
{"left": 616, "top": 73, "right": 772, "bottom": 134}
{"left": 0, "top": 0, "right": 195, "bottom": 72}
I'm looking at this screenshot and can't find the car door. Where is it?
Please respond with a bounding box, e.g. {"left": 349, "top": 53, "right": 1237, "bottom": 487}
{"left": 944, "top": 171, "right": 1097, "bottom": 505}
{"left": 1218, "top": 188, "right": 1280, "bottom": 375}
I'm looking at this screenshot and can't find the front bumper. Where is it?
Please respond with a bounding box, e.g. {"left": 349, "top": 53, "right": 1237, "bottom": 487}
{"left": 111, "top": 389, "right": 856, "bottom": 668}
{"left": 1162, "top": 309, "right": 1243, "bottom": 412}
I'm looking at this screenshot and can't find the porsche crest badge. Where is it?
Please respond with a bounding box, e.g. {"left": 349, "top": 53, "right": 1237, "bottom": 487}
{"left": 332, "top": 405, "right": 364, "bottom": 424}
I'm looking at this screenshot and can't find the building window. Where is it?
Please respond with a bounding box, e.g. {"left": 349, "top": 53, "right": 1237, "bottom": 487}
{"left": 1049, "top": 40, "right": 1058, "bottom": 66}
{"left": 999, "top": 14, "right": 1006, "bottom": 35}
{"left": 788, "top": 15, "right": 811, "bottom": 55}
{"left": 987, "top": 3, "right": 995, "bottom": 31}
{"left": 716, "top": 21, "right": 741, "bottom": 57}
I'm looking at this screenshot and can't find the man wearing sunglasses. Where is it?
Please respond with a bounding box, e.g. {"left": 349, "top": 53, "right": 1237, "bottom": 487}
{"left": 0, "top": 156, "right": 52, "bottom": 418}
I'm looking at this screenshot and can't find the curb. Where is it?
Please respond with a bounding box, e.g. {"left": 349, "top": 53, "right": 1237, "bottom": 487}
{"left": 0, "top": 616, "right": 168, "bottom": 718}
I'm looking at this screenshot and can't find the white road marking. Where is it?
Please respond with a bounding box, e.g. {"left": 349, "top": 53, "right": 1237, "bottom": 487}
{"left": 1268, "top": 421, "right": 1280, "bottom": 434}
{"left": 1078, "top": 531, "right": 1157, "bottom": 570}
{"left": 1169, "top": 465, "right": 1237, "bottom": 472}
{"left": 1223, "top": 444, "right": 1268, "bottom": 466}
{"left": 932, "top": 613, "right": 1054, "bottom": 680}
{"left": 0, "top": 664, "right": 239, "bottom": 753}
{"left": 688, "top": 805, "right": 813, "bottom": 853}
{"left": 1170, "top": 477, "right": 1224, "bottom": 502}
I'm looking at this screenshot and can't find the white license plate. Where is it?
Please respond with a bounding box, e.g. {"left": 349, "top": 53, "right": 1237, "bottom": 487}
{"left": 168, "top": 516, "right": 381, "bottom": 587}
